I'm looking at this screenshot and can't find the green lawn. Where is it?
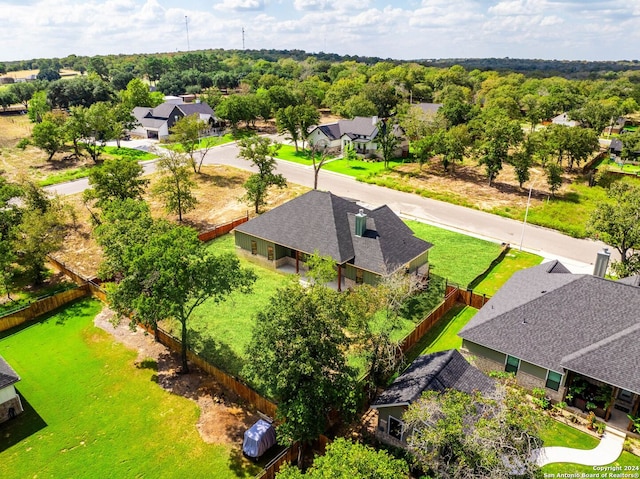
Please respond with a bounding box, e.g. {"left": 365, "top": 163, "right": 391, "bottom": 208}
{"left": 405, "top": 220, "right": 504, "bottom": 288}
{"left": 161, "top": 233, "right": 293, "bottom": 378}
{"left": 596, "top": 156, "right": 640, "bottom": 175}
{"left": 275, "top": 144, "right": 337, "bottom": 165}
{"left": 0, "top": 299, "right": 260, "bottom": 479}
{"left": 539, "top": 420, "right": 639, "bottom": 473}
{"left": 472, "top": 249, "right": 543, "bottom": 296}
{"left": 403, "top": 304, "right": 477, "bottom": 367}
{"left": 323, "top": 158, "right": 408, "bottom": 180}
{"left": 178, "top": 221, "right": 503, "bottom": 383}
{"left": 38, "top": 146, "right": 157, "bottom": 186}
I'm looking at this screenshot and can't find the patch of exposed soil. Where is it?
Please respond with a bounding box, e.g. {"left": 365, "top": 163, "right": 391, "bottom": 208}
{"left": 391, "top": 159, "right": 578, "bottom": 213}
{"left": 93, "top": 307, "right": 260, "bottom": 445}
{"left": 56, "top": 164, "right": 309, "bottom": 278}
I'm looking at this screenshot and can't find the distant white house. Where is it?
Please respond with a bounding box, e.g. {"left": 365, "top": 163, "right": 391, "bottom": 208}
{"left": 0, "top": 355, "right": 23, "bottom": 424}
{"left": 551, "top": 112, "right": 580, "bottom": 128}
{"left": 130, "top": 99, "right": 223, "bottom": 140}
{"left": 307, "top": 116, "right": 408, "bottom": 158}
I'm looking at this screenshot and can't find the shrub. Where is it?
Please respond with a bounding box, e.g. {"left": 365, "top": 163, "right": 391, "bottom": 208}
{"left": 16, "top": 138, "right": 30, "bottom": 149}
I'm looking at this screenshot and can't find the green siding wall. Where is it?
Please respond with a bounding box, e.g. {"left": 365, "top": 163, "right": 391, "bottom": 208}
{"left": 409, "top": 250, "right": 429, "bottom": 272}
{"left": 377, "top": 406, "right": 407, "bottom": 429}
{"left": 345, "top": 264, "right": 356, "bottom": 281}
{"left": 275, "top": 244, "right": 288, "bottom": 260}
{"left": 520, "top": 360, "right": 547, "bottom": 380}
{"left": 345, "top": 264, "right": 380, "bottom": 285}
{"left": 463, "top": 340, "right": 506, "bottom": 365}
{"left": 234, "top": 232, "right": 274, "bottom": 259}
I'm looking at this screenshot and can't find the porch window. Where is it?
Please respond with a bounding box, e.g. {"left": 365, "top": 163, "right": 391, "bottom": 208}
{"left": 505, "top": 355, "right": 520, "bottom": 374}
{"left": 545, "top": 371, "right": 563, "bottom": 391}
{"left": 267, "top": 246, "right": 274, "bottom": 261}
{"left": 251, "top": 240, "right": 257, "bottom": 255}
{"left": 388, "top": 416, "right": 405, "bottom": 441}
{"left": 356, "top": 268, "right": 364, "bottom": 284}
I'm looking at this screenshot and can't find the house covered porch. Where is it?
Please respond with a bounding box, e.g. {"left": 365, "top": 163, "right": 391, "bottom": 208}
{"left": 564, "top": 372, "right": 640, "bottom": 433}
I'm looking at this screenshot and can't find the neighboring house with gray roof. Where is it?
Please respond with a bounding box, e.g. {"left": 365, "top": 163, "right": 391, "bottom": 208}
{"left": 416, "top": 102, "right": 442, "bottom": 115}
{"left": 551, "top": 112, "right": 580, "bottom": 128}
{"left": 371, "top": 350, "right": 495, "bottom": 445}
{"left": 0, "top": 355, "right": 23, "bottom": 424}
{"left": 130, "top": 99, "right": 222, "bottom": 139}
{"left": 233, "top": 190, "right": 432, "bottom": 290}
{"left": 459, "top": 260, "right": 640, "bottom": 432}
{"left": 307, "top": 116, "right": 408, "bottom": 158}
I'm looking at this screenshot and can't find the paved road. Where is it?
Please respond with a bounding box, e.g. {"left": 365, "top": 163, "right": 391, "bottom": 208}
{"left": 46, "top": 139, "right": 613, "bottom": 271}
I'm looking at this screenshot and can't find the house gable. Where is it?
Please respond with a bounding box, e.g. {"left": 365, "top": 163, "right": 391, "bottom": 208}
{"left": 0, "top": 356, "right": 20, "bottom": 390}
{"left": 371, "top": 350, "right": 495, "bottom": 409}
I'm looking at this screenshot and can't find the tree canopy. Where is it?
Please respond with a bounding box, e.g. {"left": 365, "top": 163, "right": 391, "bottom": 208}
{"left": 587, "top": 181, "right": 640, "bottom": 277}
{"left": 237, "top": 135, "right": 287, "bottom": 213}
{"left": 404, "top": 379, "right": 547, "bottom": 479}
{"left": 276, "top": 438, "right": 409, "bottom": 479}
{"left": 243, "top": 281, "right": 358, "bottom": 451}
{"left": 104, "top": 213, "right": 256, "bottom": 371}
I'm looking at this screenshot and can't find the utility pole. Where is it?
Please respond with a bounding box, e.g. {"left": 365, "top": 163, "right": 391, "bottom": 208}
{"left": 185, "top": 16, "right": 190, "bottom": 51}
{"left": 242, "top": 27, "right": 245, "bottom": 50}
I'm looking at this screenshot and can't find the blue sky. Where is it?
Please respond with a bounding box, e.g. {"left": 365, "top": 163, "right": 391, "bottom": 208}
{"left": 1, "top": 0, "right": 639, "bottom": 62}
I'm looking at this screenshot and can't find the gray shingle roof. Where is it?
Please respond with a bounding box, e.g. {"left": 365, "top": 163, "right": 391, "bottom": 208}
{"left": 371, "top": 350, "right": 495, "bottom": 408}
{"left": 234, "top": 190, "right": 432, "bottom": 275}
{"left": 177, "top": 103, "right": 215, "bottom": 117}
{"left": 416, "top": 103, "right": 443, "bottom": 115}
{"left": 460, "top": 261, "right": 640, "bottom": 394}
{"left": 0, "top": 356, "right": 20, "bottom": 389}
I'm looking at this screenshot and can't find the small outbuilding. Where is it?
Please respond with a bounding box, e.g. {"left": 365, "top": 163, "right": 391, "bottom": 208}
{"left": 371, "top": 349, "right": 495, "bottom": 446}
{"left": 0, "top": 355, "right": 23, "bottom": 423}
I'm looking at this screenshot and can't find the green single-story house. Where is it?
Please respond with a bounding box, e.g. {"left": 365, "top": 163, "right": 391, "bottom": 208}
{"left": 233, "top": 190, "right": 432, "bottom": 290}
{"left": 371, "top": 349, "right": 495, "bottom": 446}
{"left": 459, "top": 260, "right": 640, "bottom": 432}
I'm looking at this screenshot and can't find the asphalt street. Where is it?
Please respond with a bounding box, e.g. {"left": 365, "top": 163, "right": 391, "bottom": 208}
{"left": 46, "top": 138, "right": 614, "bottom": 272}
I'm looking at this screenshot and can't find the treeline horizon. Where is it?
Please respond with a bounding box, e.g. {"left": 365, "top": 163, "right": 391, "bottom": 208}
{"left": 3, "top": 48, "right": 640, "bottom": 79}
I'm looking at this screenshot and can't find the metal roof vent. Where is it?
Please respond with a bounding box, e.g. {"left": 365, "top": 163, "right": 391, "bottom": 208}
{"left": 355, "top": 209, "right": 367, "bottom": 237}
{"left": 593, "top": 248, "right": 611, "bottom": 278}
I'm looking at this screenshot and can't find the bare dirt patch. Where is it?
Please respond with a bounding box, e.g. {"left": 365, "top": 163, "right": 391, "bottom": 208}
{"left": 93, "top": 307, "right": 260, "bottom": 445}
{"left": 392, "top": 159, "right": 577, "bottom": 213}
{"left": 56, "top": 163, "right": 309, "bottom": 278}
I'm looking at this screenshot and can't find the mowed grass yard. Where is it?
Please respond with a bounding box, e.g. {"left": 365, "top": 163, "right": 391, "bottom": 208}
{"left": 539, "top": 421, "right": 639, "bottom": 472}
{"left": 404, "top": 220, "right": 504, "bottom": 288}
{"left": 0, "top": 299, "right": 260, "bottom": 479}
{"left": 472, "top": 249, "right": 543, "bottom": 296}
{"left": 176, "top": 221, "right": 504, "bottom": 381}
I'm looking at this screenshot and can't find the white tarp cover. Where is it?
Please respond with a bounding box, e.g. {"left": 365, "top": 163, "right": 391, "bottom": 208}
{"left": 242, "top": 419, "right": 276, "bottom": 458}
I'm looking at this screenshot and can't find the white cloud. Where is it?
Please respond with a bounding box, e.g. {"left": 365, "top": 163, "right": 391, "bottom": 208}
{"left": 293, "top": 0, "right": 329, "bottom": 11}
{"left": 488, "top": 0, "right": 547, "bottom": 16}
{"left": 213, "top": 0, "right": 264, "bottom": 12}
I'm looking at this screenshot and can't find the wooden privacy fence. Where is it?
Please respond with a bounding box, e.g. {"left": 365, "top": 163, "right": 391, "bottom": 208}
{"left": 256, "top": 443, "right": 301, "bottom": 479}
{"left": 453, "top": 286, "right": 489, "bottom": 309}
{"left": 399, "top": 284, "right": 460, "bottom": 354}
{"left": 153, "top": 327, "right": 278, "bottom": 419}
{"left": 47, "top": 256, "right": 107, "bottom": 302}
{"left": 255, "top": 435, "right": 329, "bottom": 479}
{"left": 198, "top": 213, "right": 249, "bottom": 242}
{"left": 0, "top": 285, "right": 90, "bottom": 333}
